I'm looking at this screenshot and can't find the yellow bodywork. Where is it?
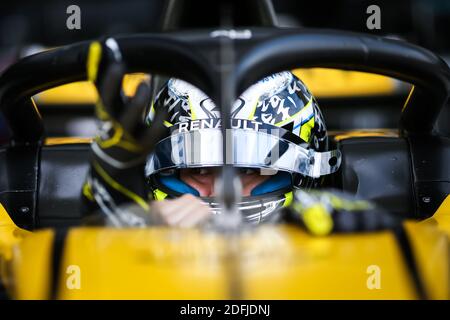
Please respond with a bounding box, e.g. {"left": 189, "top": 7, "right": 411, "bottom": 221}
{"left": 293, "top": 68, "right": 399, "bottom": 97}
{"left": 0, "top": 197, "right": 448, "bottom": 300}
{"left": 332, "top": 129, "right": 399, "bottom": 141}
{"left": 33, "top": 73, "right": 150, "bottom": 105}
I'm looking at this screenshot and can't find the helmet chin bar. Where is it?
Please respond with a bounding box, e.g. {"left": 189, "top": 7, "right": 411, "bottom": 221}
{"left": 202, "top": 192, "right": 287, "bottom": 224}
{"left": 211, "top": 172, "right": 243, "bottom": 229}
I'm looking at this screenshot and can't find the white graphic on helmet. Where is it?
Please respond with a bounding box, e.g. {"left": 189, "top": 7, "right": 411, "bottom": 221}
{"left": 150, "top": 71, "right": 320, "bottom": 143}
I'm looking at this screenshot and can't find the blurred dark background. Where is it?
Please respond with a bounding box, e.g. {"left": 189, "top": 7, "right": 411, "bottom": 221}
{"left": 1, "top": 0, "right": 449, "bottom": 51}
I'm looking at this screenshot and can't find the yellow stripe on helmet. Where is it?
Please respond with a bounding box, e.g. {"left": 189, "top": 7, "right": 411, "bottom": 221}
{"left": 300, "top": 116, "right": 315, "bottom": 143}
{"left": 274, "top": 98, "right": 312, "bottom": 127}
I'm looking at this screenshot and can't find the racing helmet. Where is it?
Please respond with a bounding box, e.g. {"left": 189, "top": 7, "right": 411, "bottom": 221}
{"left": 145, "top": 71, "right": 341, "bottom": 223}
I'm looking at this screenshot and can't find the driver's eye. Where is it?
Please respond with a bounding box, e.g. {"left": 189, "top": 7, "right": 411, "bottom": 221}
{"left": 191, "top": 168, "right": 211, "bottom": 175}
{"left": 240, "top": 168, "right": 258, "bottom": 175}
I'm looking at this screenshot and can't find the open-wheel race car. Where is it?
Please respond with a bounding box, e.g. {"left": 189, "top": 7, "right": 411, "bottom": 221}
{"left": 0, "top": 24, "right": 449, "bottom": 300}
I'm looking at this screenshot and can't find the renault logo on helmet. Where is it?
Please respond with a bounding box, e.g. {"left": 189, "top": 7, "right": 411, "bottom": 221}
{"left": 175, "top": 119, "right": 263, "bottom": 133}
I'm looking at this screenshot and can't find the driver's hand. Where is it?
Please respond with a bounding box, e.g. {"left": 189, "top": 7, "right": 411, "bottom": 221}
{"left": 82, "top": 40, "right": 167, "bottom": 216}
{"left": 289, "top": 189, "right": 401, "bottom": 236}
{"left": 149, "top": 194, "right": 212, "bottom": 228}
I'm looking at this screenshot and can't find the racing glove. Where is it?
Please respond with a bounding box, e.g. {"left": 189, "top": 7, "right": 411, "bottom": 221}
{"left": 81, "top": 40, "right": 166, "bottom": 225}
{"left": 288, "top": 189, "right": 401, "bottom": 236}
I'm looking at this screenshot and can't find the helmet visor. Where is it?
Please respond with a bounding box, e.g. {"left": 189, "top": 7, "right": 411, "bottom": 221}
{"left": 145, "top": 127, "right": 341, "bottom": 179}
